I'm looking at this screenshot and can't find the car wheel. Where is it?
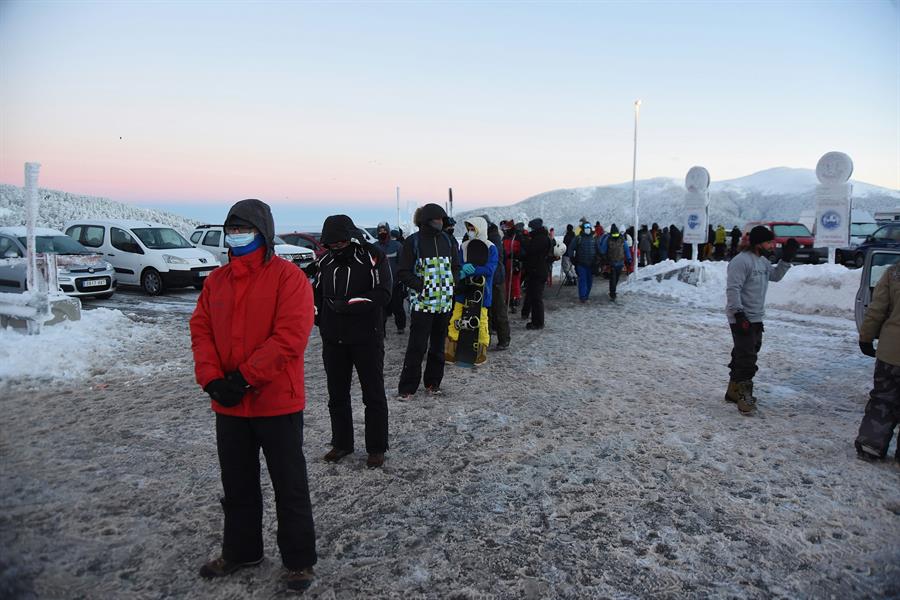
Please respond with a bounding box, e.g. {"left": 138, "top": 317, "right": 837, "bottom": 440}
{"left": 94, "top": 292, "right": 114, "bottom": 300}
{"left": 854, "top": 252, "right": 865, "bottom": 269}
{"left": 141, "top": 268, "right": 164, "bottom": 296}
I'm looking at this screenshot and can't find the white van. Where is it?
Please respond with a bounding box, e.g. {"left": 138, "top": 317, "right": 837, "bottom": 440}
{"left": 64, "top": 219, "right": 218, "bottom": 295}
{"left": 188, "top": 224, "right": 315, "bottom": 271}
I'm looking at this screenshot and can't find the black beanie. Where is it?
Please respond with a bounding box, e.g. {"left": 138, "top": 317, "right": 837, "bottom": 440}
{"left": 610, "top": 224, "right": 619, "bottom": 235}
{"left": 528, "top": 218, "right": 543, "bottom": 230}
{"left": 749, "top": 225, "right": 774, "bottom": 246}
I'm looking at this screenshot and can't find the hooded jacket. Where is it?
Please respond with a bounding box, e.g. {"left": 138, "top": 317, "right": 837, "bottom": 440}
{"left": 376, "top": 221, "right": 403, "bottom": 281}
{"left": 225, "top": 199, "right": 277, "bottom": 262}
{"left": 599, "top": 230, "right": 632, "bottom": 267}
{"left": 190, "top": 205, "right": 314, "bottom": 417}
{"left": 397, "top": 203, "right": 460, "bottom": 313}
{"left": 522, "top": 226, "right": 552, "bottom": 278}
{"left": 487, "top": 223, "right": 505, "bottom": 284}
{"left": 571, "top": 232, "right": 599, "bottom": 267}
{"left": 455, "top": 217, "right": 499, "bottom": 307}
{"left": 314, "top": 215, "right": 393, "bottom": 344}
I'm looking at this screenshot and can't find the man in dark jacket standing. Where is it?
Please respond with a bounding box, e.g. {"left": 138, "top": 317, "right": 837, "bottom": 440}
{"left": 315, "top": 215, "right": 392, "bottom": 468}
{"left": 521, "top": 218, "right": 552, "bottom": 330}
{"left": 376, "top": 221, "right": 406, "bottom": 334}
{"left": 487, "top": 220, "right": 511, "bottom": 350}
{"left": 191, "top": 199, "right": 317, "bottom": 593}
{"left": 396, "top": 203, "right": 461, "bottom": 398}
{"left": 571, "top": 222, "right": 598, "bottom": 302}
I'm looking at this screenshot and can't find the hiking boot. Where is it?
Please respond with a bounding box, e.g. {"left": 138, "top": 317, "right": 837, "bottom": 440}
{"left": 285, "top": 566, "right": 315, "bottom": 593}
{"left": 724, "top": 381, "right": 741, "bottom": 404}
{"left": 323, "top": 448, "right": 353, "bottom": 463}
{"left": 495, "top": 341, "right": 509, "bottom": 351}
{"left": 366, "top": 453, "right": 385, "bottom": 469}
{"left": 425, "top": 385, "right": 442, "bottom": 396}
{"left": 397, "top": 392, "right": 414, "bottom": 400}
{"left": 736, "top": 381, "right": 756, "bottom": 415}
{"left": 525, "top": 322, "right": 543, "bottom": 330}
{"left": 855, "top": 440, "right": 883, "bottom": 462}
{"left": 199, "top": 555, "right": 263, "bottom": 579}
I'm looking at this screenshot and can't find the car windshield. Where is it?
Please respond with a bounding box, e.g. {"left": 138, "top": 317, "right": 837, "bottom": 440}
{"left": 132, "top": 228, "right": 193, "bottom": 249}
{"left": 274, "top": 236, "right": 287, "bottom": 244}
{"left": 772, "top": 224, "right": 811, "bottom": 237}
{"left": 18, "top": 235, "right": 93, "bottom": 255}
{"left": 851, "top": 223, "right": 879, "bottom": 237}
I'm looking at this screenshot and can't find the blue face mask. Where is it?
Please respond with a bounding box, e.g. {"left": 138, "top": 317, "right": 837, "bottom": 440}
{"left": 226, "top": 233, "right": 257, "bottom": 248}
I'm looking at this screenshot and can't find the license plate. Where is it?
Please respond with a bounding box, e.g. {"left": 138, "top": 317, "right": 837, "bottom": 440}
{"left": 81, "top": 278, "right": 107, "bottom": 288}
{"left": 198, "top": 270, "right": 209, "bottom": 277}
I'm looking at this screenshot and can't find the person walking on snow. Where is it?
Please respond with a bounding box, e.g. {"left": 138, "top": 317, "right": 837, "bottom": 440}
{"left": 190, "top": 199, "right": 317, "bottom": 593}
{"left": 598, "top": 224, "right": 632, "bottom": 300}
{"left": 396, "top": 203, "right": 461, "bottom": 398}
{"left": 315, "top": 215, "right": 392, "bottom": 469}
{"left": 446, "top": 217, "right": 499, "bottom": 364}
{"left": 571, "top": 222, "right": 599, "bottom": 302}
{"left": 855, "top": 261, "right": 900, "bottom": 463}
{"left": 724, "top": 225, "right": 798, "bottom": 415}
{"left": 376, "top": 221, "right": 406, "bottom": 334}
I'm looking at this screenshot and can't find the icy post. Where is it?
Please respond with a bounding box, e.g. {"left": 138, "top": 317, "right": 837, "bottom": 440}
{"left": 25, "top": 162, "right": 40, "bottom": 293}
{"left": 814, "top": 152, "right": 853, "bottom": 264}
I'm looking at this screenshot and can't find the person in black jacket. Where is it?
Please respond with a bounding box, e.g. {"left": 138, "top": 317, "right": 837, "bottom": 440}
{"left": 487, "top": 220, "right": 511, "bottom": 350}
{"left": 521, "top": 218, "right": 552, "bottom": 330}
{"left": 396, "top": 203, "right": 461, "bottom": 398}
{"left": 314, "top": 215, "right": 393, "bottom": 469}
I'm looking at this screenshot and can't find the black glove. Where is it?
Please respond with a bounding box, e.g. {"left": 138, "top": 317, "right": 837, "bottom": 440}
{"left": 226, "top": 370, "right": 250, "bottom": 390}
{"left": 781, "top": 238, "right": 799, "bottom": 263}
{"left": 204, "top": 378, "right": 245, "bottom": 407}
{"left": 859, "top": 341, "right": 876, "bottom": 357}
{"left": 734, "top": 311, "right": 751, "bottom": 336}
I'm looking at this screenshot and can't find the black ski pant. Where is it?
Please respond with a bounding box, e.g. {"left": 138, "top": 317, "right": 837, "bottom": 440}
{"left": 323, "top": 339, "right": 389, "bottom": 454}
{"left": 728, "top": 321, "right": 764, "bottom": 382}
{"left": 856, "top": 359, "right": 900, "bottom": 458}
{"left": 398, "top": 310, "right": 451, "bottom": 394}
{"left": 383, "top": 283, "right": 407, "bottom": 332}
{"left": 609, "top": 265, "right": 623, "bottom": 298}
{"left": 524, "top": 275, "right": 546, "bottom": 327}
{"left": 489, "top": 280, "right": 511, "bottom": 346}
{"left": 215, "top": 412, "right": 317, "bottom": 570}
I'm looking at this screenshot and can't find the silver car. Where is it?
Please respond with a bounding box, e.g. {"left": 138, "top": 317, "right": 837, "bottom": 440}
{"left": 0, "top": 227, "right": 117, "bottom": 298}
{"left": 855, "top": 247, "right": 900, "bottom": 332}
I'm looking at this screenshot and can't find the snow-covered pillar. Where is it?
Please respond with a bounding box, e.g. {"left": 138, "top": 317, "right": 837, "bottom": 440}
{"left": 24, "top": 162, "right": 41, "bottom": 292}
{"left": 683, "top": 166, "right": 710, "bottom": 260}
{"left": 631, "top": 100, "right": 641, "bottom": 275}
{"left": 814, "top": 152, "right": 853, "bottom": 264}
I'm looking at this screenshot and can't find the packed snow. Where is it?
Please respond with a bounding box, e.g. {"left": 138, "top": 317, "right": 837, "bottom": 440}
{"left": 1, "top": 263, "right": 897, "bottom": 598}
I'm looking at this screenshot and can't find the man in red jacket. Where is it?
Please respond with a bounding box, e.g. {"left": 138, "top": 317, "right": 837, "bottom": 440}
{"left": 190, "top": 199, "right": 317, "bottom": 593}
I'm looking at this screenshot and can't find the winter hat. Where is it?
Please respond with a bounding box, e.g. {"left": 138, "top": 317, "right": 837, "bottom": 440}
{"left": 610, "top": 224, "right": 619, "bottom": 236}
{"left": 225, "top": 199, "right": 276, "bottom": 261}
{"left": 320, "top": 214, "right": 359, "bottom": 245}
{"left": 528, "top": 218, "right": 543, "bottom": 230}
{"left": 749, "top": 225, "right": 775, "bottom": 246}
{"left": 416, "top": 203, "right": 447, "bottom": 226}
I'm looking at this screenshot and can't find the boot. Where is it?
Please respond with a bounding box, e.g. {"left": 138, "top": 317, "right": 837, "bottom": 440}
{"left": 724, "top": 381, "right": 740, "bottom": 403}
{"left": 736, "top": 380, "right": 756, "bottom": 415}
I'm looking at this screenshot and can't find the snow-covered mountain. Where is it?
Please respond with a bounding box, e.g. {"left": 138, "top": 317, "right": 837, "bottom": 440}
{"left": 0, "top": 184, "right": 198, "bottom": 235}
{"left": 459, "top": 167, "right": 900, "bottom": 231}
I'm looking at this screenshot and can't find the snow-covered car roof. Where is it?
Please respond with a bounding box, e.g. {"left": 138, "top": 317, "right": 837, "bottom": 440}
{"left": 0, "top": 226, "right": 66, "bottom": 237}
{"left": 275, "top": 243, "right": 314, "bottom": 256}
{"left": 65, "top": 219, "right": 171, "bottom": 229}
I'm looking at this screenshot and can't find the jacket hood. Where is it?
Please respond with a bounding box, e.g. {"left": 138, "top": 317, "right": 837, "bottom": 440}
{"left": 464, "top": 217, "right": 489, "bottom": 243}
{"left": 320, "top": 214, "right": 361, "bottom": 245}
{"left": 417, "top": 203, "right": 447, "bottom": 226}
{"left": 225, "top": 199, "right": 275, "bottom": 261}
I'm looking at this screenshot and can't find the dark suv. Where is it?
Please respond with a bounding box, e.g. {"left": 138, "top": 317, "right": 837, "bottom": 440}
{"left": 851, "top": 222, "right": 900, "bottom": 267}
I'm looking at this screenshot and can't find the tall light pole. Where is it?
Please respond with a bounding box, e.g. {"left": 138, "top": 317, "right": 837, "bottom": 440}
{"left": 632, "top": 99, "right": 641, "bottom": 275}
{"left": 396, "top": 186, "right": 400, "bottom": 230}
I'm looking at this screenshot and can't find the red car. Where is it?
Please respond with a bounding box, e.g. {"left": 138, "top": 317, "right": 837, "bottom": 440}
{"left": 279, "top": 232, "right": 327, "bottom": 259}
{"left": 741, "top": 221, "right": 826, "bottom": 264}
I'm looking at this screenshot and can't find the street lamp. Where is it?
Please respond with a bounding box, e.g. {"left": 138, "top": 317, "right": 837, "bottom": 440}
{"left": 632, "top": 100, "right": 641, "bottom": 274}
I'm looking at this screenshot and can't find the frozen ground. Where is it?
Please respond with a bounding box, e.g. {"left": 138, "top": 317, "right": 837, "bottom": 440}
{"left": 1, "top": 270, "right": 899, "bottom": 599}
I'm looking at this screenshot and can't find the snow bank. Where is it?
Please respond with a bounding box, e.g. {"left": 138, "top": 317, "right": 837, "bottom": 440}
{"left": 0, "top": 308, "right": 150, "bottom": 379}
{"left": 623, "top": 260, "right": 861, "bottom": 319}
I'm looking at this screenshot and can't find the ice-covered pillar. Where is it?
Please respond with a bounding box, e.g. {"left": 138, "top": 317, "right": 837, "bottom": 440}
{"left": 24, "top": 163, "right": 41, "bottom": 292}
{"left": 814, "top": 152, "right": 853, "bottom": 264}
{"left": 683, "top": 166, "right": 710, "bottom": 260}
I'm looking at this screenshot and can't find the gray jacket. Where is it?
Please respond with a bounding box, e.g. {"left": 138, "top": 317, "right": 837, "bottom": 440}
{"left": 725, "top": 250, "right": 790, "bottom": 323}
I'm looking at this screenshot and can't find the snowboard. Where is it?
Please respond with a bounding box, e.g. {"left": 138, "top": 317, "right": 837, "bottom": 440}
{"left": 451, "top": 239, "right": 488, "bottom": 367}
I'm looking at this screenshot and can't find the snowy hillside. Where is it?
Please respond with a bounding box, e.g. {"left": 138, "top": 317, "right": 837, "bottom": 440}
{"left": 459, "top": 167, "right": 900, "bottom": 231}
{"left": 0, "top": 184, "right": 199, "bottom": 235}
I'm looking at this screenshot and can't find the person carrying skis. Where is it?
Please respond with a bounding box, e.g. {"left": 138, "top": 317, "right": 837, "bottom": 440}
{"left": 397, "top": 203, "right": 461, "bottom": 398}
{"left": 571, "top": 222, "right": 599, "bottom": 302}
{"left": 521, "top": 218, "right": 552, "bottom": 329}
{"left": 315, "top": 215, "right": 392, "bottom": 469}
{"left": 502, "top": 221, "right": 524, "bottom": 314}
{"left": 598, "top": 224, "right": 632, "bottom": 300}
{"left": 487, "top": 220, "right": 511, "bottom": 350}
{"left": 855, "top": 261, "right": 900, "bottom": 463}
{"left": 724, "top": 225, "right": 798, "bottom": 415}
{"left": 446, "top": 217, "right": 499, "bottom": 364}
{"left": 376, "top": 221, "right": 406, "bottom": 334}
{"left": 191, "top": 199, "right": 317, "bottom": 593}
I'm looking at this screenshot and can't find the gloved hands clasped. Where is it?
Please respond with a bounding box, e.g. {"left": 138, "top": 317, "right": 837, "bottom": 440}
{"left": 204, "top": 370, "right": 250, "bottom": 407}
{"left": 733, "top": 311, "right": 752, "bottom": 336}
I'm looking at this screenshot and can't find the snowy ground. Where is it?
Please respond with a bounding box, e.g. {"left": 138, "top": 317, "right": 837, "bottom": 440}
{"left": 1, "top": 266, "right": 899, "bottom": 599}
